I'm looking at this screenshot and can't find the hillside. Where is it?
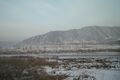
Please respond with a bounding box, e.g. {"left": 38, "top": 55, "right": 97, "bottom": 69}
{"left": 17, "top": 26, "right": 120, "bottom": 47}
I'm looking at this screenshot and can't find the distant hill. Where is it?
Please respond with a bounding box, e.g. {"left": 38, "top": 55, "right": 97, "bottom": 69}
{"left": 17, "top": 26, "right": 120, "bottom": 47}
{"left": 0, "top": 41, "right": 17, "bottom": 48}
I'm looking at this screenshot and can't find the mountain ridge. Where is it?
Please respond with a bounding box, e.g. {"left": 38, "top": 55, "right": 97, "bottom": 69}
{"left": 17, "top": 26, "right": 120, "bottom": 47}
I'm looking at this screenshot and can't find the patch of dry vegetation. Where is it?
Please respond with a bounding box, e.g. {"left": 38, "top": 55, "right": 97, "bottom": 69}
{"left": 0, "top": 56, "right": 66, "bottom": 80}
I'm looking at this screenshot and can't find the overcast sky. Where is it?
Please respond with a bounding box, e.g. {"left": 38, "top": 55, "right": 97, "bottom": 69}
{"left": 0, "top": 0, "right": 120, "bottom": 41}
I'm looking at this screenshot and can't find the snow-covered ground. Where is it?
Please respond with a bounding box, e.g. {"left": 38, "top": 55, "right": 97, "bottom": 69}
{"left": 42, "top": 52, "right": 120, "bottom": 80}
{"left": 44, "top": 66, "right": 120, "bottom": 80}
{"left": 64, "top": 69, "right": 120, "bottom": 80}
{"left": 43, "top": 62, "right": 120, "bottom": 80}
{"left": 0, "top": 52, "right": 120, "bottom": 80}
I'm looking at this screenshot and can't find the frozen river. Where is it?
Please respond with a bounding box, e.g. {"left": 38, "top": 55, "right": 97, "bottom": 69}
{"left": 0, "top": 52, "right": 120, "bottom": 58}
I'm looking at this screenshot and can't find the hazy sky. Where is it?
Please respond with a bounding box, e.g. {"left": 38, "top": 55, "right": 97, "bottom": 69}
{"left": 0, "top": 0, "right": 120, "bottom": 41}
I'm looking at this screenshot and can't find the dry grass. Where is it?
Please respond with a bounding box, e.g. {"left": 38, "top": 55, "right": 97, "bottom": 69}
{"left": 0, "top": 56, "right": 65, "bottom": 80}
